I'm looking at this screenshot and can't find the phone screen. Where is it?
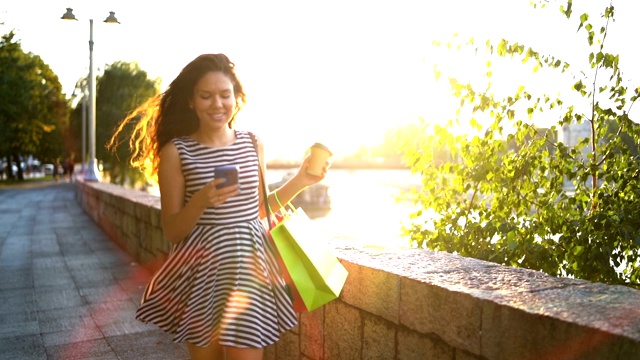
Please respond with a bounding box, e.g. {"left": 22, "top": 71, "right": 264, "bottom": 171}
{"left": 214, "top": 165, "right": 239, "bottom": 189}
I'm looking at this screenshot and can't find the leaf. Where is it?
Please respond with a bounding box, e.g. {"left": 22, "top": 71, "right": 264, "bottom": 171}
{"left": 497, "top": 39, "right": 508, "bottom": 57}
{"left": 580, "top": 13, "right": 589, "bottom": 24}
{"left": 573, "top": 80, "right": 584, "bottom": 91}
{"left": 561, "top": 1, "right": 573, "bottom": 19}
{"left": 434, "top": 64, "right": 442, "bottom": 82}
{"left": 507, "top": 231, "right": 517, "bottom": 249}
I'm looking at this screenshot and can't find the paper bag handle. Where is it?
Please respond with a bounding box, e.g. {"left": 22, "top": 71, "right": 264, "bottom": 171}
{"left": 274, "top": 191, "right": 296, "bottom": 215}
{"left": 249, "top": 131, "right": 295, "bottom": 226}
{"left": 248, "top": 131, "right": 275, "bottom": 230}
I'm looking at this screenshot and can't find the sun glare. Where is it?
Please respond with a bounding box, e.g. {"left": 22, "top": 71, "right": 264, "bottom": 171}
{"left": 4, "top": 0, "right": 639, "bottom": 162}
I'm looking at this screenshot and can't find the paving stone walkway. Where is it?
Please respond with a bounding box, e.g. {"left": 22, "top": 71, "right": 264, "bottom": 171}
{"left": 0, "top": 182, "right": 189, "bottom": 359}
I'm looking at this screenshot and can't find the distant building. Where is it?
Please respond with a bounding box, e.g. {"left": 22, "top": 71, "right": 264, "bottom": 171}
{"left": 559, "top": 121, "right": 593, "bottom": 189}
{"left": 560, "top": 121, "right": 592, "bottom": 159}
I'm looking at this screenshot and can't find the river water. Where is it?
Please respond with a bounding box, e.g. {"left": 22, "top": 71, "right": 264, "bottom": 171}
{"left": 142, "top": 168, "right": 424, "bottom": 249}
{"left": 267, "top": 168, "right": 423, "bottom": 249}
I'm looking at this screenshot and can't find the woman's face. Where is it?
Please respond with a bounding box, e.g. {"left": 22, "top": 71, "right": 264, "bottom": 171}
{"left": 190, "top": 71, "right": 237, "bottom": 131}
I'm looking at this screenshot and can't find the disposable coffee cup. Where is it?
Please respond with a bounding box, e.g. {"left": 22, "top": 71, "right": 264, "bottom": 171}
{"left": 307, "top": 143, "right": 332, "bottom": 176}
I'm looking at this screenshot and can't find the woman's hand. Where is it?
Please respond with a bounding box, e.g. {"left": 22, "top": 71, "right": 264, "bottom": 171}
{"left": 267, "top": 154, "right": 330, "bottom": 214}
{"left": 194, "top": 179, "right": 239, "bottom": 208}
{"left": 293, "top": 154, "right": 330, "bottom": 187}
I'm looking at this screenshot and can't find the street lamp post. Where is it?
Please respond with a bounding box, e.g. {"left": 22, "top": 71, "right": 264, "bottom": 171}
{"left": 61, "top": 8, "right": 119, "bottom": 182}
{"left": 81, "top": 89, "right": 87, "bottom": 173}
{"left": 70, "top": 79, "right": 88, "bottom": 173}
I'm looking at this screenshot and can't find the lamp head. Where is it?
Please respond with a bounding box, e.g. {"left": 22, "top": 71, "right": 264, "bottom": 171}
{"left": 104, "top": 12, "right": 120, "bottom": 24}
{"left": 61, "top": 8, "right": 77, "bottom": 20}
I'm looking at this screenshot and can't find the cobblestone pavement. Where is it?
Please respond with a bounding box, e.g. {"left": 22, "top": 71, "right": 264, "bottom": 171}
{"left": 0, "top": 182, "right": 189, "bottom": 359}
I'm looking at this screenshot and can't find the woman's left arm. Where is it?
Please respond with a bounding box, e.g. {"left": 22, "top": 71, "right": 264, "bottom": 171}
{"left": 255, "top": 136, "right": 328, "bottom": 218}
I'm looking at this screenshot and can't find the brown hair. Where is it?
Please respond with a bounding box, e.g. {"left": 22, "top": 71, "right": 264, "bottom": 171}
{"left": 108, "top": 54, "right": 246, "bottom": 182}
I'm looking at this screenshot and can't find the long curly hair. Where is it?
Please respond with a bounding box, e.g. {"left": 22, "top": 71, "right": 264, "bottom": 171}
{"left": 108, "top": 54, "right": 246, "bottom": 183}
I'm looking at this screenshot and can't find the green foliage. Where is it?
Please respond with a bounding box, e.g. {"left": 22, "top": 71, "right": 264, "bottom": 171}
{"left": 0, "top": 31, "right": 69, "bottom": 168}
{"left": 92, "top": 61, "right": 159, "bottom": 186}
{"left": 403, "top": 1, "right": 640, "bottom": 287}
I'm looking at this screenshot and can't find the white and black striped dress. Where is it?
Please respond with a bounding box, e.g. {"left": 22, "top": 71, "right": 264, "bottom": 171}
{"left": 135, "top": 130, "right": 297, "bottom": 348}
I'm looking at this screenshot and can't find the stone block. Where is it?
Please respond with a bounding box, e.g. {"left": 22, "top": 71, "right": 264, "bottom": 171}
{"left": 324, "top": 300, "right": 361, "bottom": 359}
{"left": 400, "top": 278, "right": 481, "bottom": 355}
{"left": 100, "top": 184, "right": 120, "bottom": 206}
{"left": 341, "top": 261, "right": 400, "bottom": 324}
{"left": 149, "top": 207, "right": 162, "bottom": 228}
{"left": 300, "top": 306, "right": 324, "bottom": 359}
{"left": 495, "top": 282, "right": 640, "bottom": 342}
{"left": 124, "top": 231, "right": 139, "bottom": 258}
{"left": 104, "top": 205, "right": 120, "bottom": 228}
{"left": 482, "top": 300, "right": 640, "bottom": 360}
{"left": 98, "top": 217, "right": 119, "bottom": 247}
{"left": 98, "top": 191, "right": 111, "bottom": 206}
{"left": 136, "top": 228, "right": 148, "bottom": 251}
{"left": 134, "top": 202, "right": 150, "bottom": 222}
{"left": 151, "top": 227, "right": 168, "bottom": 254}
{"left": 86, "top": 196, "right": 99, "bottom": 221}
{"left": 397, "top": 328, "right": 454, "bottom": 360}
{"left": 263, "top": 343, "right": 276, "bottom": 360}
{"left": 455, "top": 349, "right": 483, "bottom": 360}
{"left": 137, "top": 223, "right": 148, "bottom": 247}
{"left": 123, "top": 197, "right": 135, "bottom": 216}
{"left": 124, "top": 215, "right": 139, "bottom": 239}
{"left": 276, "top": 328, "right": 300, "bottom": 360}
{"left": 362, "top": 313, "right": 395, "bottom": 360}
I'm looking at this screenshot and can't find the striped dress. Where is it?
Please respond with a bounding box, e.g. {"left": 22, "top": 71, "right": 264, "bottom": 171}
{"left": 135, "top": 130, "right": 297, "bottom": 348}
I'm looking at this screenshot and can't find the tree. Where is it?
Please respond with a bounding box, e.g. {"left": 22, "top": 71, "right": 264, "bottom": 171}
{"left": 402, "top": 1, "right": 640, "bottom": 287}
{"left": 90, "top": 61, "right": 159, "bottom": 186}
{"left": 0, "top": 31, "right": 68, "bottom": 178}
{"left": 62, "top": 78, "right": 89, "bottom": 169}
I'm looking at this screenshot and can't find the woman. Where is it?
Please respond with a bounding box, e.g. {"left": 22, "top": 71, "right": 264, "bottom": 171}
{"left": 110, "top": 54, "right": 328, "bottom": 360}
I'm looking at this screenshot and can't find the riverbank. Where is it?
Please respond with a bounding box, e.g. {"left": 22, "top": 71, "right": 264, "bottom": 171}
{"left": 267, "top": 161, "right": 410, "bottom": 170}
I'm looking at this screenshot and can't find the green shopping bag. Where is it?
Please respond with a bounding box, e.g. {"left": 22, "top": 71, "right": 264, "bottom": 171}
{"left": 270, "top": 206, "right": 349, "bottom": 312}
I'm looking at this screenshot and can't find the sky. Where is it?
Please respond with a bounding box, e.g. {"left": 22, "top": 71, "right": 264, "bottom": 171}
{"left": 2, "top": 0, "right": 639, "bottom": 161}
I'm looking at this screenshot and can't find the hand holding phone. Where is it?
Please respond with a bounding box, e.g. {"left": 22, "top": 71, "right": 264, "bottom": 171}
{"left": 214, "top": 165, "right": 239, "bottom": 189}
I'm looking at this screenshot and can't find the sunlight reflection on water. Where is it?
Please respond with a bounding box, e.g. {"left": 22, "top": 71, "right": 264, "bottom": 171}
{"left": 145, "top": 168, "right": 425, "bottom": 249}
{"left": 269, "top": 169, "right": 423, "bottom": 249}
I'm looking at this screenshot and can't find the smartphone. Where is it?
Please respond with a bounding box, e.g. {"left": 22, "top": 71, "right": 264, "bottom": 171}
{"left": 214, "top": 165, "right": 239, "bottom": 189}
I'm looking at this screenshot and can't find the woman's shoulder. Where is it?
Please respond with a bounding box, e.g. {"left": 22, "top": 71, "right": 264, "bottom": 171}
{"left": 160, "top": 139, "right": 180, "bottom": 155}
{"left": 171, "top": 136, "right": 192, "bottom": 145}
{"left": 235, "top": 130, "right": 260, "bottom": 147}
{"left": 235, "top": 129, "right": 254, "bottom": 138}
{"left": 236, "top": 129, "right": 260, "bottom": 143}
{"left": 158, "top": 137, "right": 192, "bottom": 158}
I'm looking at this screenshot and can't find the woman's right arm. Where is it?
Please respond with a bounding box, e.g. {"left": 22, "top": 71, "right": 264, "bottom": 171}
{"left": 158, "top": 142, "right": 207, "bottom": 245}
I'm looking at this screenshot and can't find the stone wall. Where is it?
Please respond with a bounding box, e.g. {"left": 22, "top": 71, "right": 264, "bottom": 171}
{"left": 76, "top": 180, "right": 640, "bottom": 360}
